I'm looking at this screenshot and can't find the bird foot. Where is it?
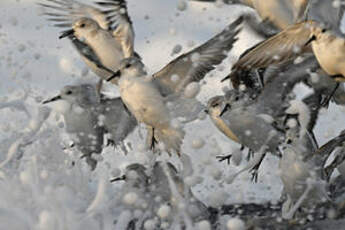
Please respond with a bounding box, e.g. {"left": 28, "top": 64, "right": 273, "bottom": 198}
{"left": 216, "top": 154, "right": 232, "bottom": 164}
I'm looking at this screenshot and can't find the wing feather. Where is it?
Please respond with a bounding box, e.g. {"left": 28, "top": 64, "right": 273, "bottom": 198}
{"left": 153, "top": 17, "right": 243, "bottom": 96}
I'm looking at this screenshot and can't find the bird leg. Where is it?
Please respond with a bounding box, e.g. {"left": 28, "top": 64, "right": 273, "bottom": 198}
{"left": 217, "top": 145, "right": 247, "bottom": 164}
{"left": 216, "top": 154, "right": 232, "bottom": 164}
{"left": 246, "top": 148, "right": 254, "bottom": 161}
{"left": 96, "top": 79, "right": 103, "bottom": 97}
{"left": 106, "top": 138, "right": 116, "bottom": 148}
{"left": 254, "top": 69, "right": 264, "bottom": 88}
{"left": 148, "top": 127, "right": 158, "bottom": 150}
{"left": 321, "top": 83, "right": 340, "bottom": 107}
{"left": 250, "top": 153, "right": 266, "bottom": 183}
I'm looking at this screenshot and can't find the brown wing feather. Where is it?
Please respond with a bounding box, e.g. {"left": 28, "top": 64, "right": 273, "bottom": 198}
{"left": 229, "top": 21, "right": 315, "bottom": 88}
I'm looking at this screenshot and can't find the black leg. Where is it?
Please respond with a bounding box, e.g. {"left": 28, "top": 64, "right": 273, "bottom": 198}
{"left": 246, "top": 149, "right": 254, "bottom": 161}
{"left": 250, "top": 153, "right": 266, "bottom": 183}
{"left": 321, "top": 83, "right": 340, "bottom": 107}
{"left": 216, "top": 154, "right": 232, "bottom": 164}
{"left": 150, "top": 128, "right": 158, "bottom": 150}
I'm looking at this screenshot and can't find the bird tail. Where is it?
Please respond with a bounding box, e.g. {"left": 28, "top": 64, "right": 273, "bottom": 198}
{"left": 155, "top": 127, "right": 185, "bottom": 156}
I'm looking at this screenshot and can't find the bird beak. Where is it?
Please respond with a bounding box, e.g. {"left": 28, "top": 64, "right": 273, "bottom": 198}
{"left": 42, "top": 95, "right": 61, "bottom": 104}
{"left": 59, "top": 29, "right": 75, "bottom": 39}
{"left": 204, "top": 109, "right": 209, "bottom": 114}
{"left": 106, "top": 70, "right": 122, "bottom": 82}
{"left": 220, "top": 104, "right": 231, "bottom": 117}
{"left": 110, "top": 175, "right": 126, "bottom": 182}
{"left": 221, "top": 74, "right": 230, "bottom": 82}
{"left": 304, "top": 35, "right": 316, "bottom": 46}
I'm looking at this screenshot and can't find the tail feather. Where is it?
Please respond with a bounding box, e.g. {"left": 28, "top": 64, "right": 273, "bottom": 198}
{"left": 155, "top": 127, "right": 185, "bottom": 156}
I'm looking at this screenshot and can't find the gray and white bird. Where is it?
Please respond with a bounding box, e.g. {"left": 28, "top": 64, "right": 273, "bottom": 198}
{"left": 107, "top": 17, "right": 243, "bottom": 156}
{"left": 206, "top": 57, "right": 321, "bottom": 179}
{"left": 279, "top": 129, "right": 345, "bottom": 219}
{"left": 112, "top": 161, "right": 209, "bottom": 222}
{"left": 224, "top": 0, "right": 345, "bottom": 88}
{"left": 42, "top": 84, "right": 137, "bottom": 170}
{"left": 39, "top": 0, "right": 136, "bottom": 85}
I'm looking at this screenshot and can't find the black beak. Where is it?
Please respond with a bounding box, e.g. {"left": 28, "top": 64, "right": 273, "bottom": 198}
{"left": 42, "top": 95, "right": 61, "bottom": 104}
{"left": 59, "top": 29, "right": 74, "bottom": 39}
{"left": 106, "top": 70, "right": 122, "bottom": 82}
{"left": 110, "top": 175, "right": 126, "bottom": 182}
{"left": 305, "top": 35, "right": 316, "bottom": 46}
{"left": 221, "top": 74, "right": 230, "bottom": 82}
{"left": 220, "top": 104, "right": 231, "bottom": 117}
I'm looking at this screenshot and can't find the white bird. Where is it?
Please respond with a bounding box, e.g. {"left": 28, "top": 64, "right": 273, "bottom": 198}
{"left": 107, "top": 17, "right": 243, "bottom": 155}
{"left": 39, "top": 0, "right": 136, "bottom": 85}
{"left": 224, "top": 0, "right": 345, "bottom": 88}
{"left": 42, "top": 83, "right": 137, "bottom": 170}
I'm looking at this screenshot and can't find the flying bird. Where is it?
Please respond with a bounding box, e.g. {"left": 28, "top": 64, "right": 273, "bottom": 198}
{"left": 39, "top": 0, "right": 137, "bottom": 85}
{"left": 107, "top": 17, "right": 243, "bottom": 156}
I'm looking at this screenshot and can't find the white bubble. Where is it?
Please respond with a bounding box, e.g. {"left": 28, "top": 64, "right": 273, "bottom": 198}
{"left": 157, "top": 205, "right": 171, "bottom": 219}
{"left": 19, "top": 170, "right": 33, "bottom": 185}
{"left": 144, "top": 219, "right": 156, "bottom": 230}
{"left": 310, "top": 72, "right": 320, "bottom": 83}
{"left": 170, "top": 74, "right": 180, "bottom": 83}
{"left": 169, "top": 28, "right": 177, "bottom": 36}
{"left": 286, "top": 118, "right": 297, "bottom": 128}
{"left": 40, "top": 170, "right": 49, "bottom": 179}
{"left": 191, "top": 138, "right": 205, "bottom": 149}
{"left": 72, "top": 105, "right": 84, "bottom": 114}
{"left": 227, "top": 217, "right": 245, "bottom": 230}
{"left": 238, "top": 84, "right": 246, "bottom": 91}
{"left": 123, "top": 192, "right": 138, "bottom": 205}
{"left": 333, "top": 0, "right": 341, "bottom": 8}
{"left": 184, "top": 82, "right": 200, "bottom": 98}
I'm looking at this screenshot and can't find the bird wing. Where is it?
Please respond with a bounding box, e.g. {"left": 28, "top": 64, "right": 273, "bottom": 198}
{"left": 236, "top": 21, "right": 314, "bottom": 69}
{"left": 227, "top": 21, "right": 315, "bottom": 88}
{"left": 39, "top": 0, "right": 135, "bottom": 56}
{"left": 152, "top": 16, "right": 243, "bottom": 96}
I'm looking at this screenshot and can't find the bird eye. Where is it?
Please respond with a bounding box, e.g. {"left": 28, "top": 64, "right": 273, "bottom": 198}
{"left": 66, "top": 90, "right": 73, "bottom": 95}
{"left": 212, "top": 103, "right": 219, "bottom": 107}
{"left": 80, "top": 23, "right": 86, "bottom": 28}
{"left": 125, "top": 64, "right": 131, "bottom": 68}
{"left": 321, "top": 28, "right": 326, "bottom": 33}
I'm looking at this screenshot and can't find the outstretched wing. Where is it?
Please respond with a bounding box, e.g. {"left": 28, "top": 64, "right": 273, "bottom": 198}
{"left": 152, "top": 16, "right": 243, "bottom": 96}
{"left": 227, "top": 21, "right": 314, "bottom": 88}
{"left": 38, "top": 0, "right": 134, "bottom": 56}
